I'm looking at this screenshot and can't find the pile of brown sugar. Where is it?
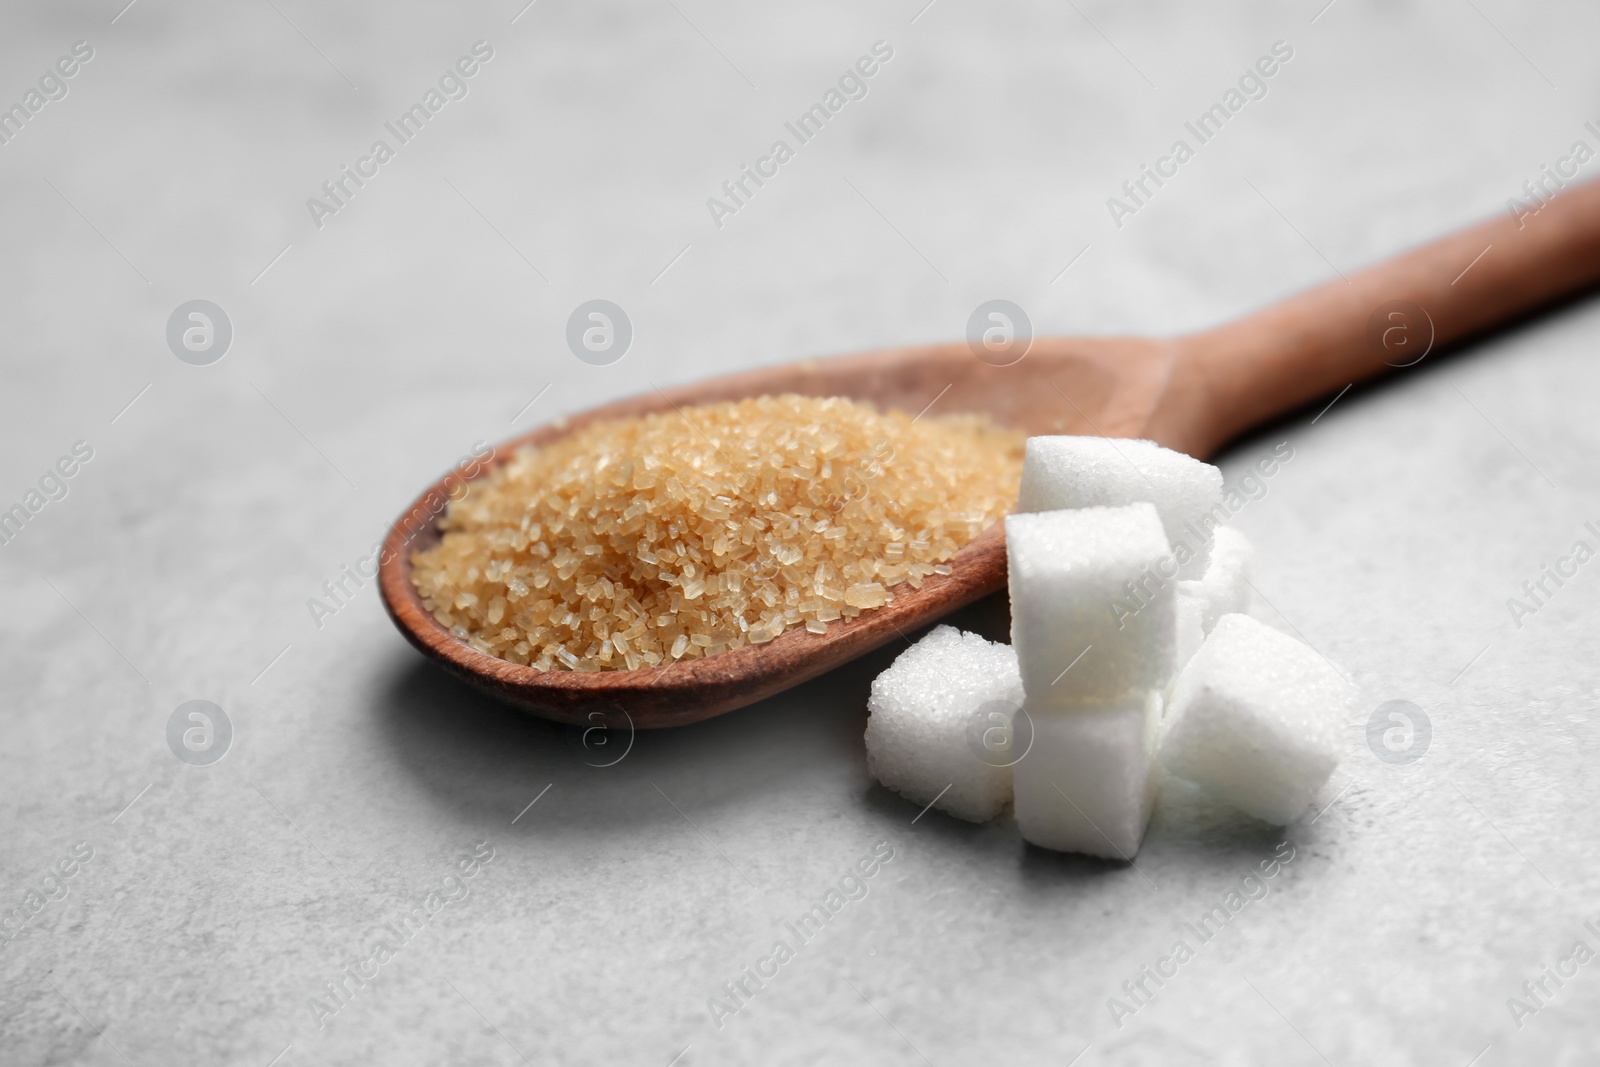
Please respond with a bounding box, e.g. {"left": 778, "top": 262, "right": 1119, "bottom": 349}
{"left": 410, "top": 394, "right": 1024, "bottom": 671}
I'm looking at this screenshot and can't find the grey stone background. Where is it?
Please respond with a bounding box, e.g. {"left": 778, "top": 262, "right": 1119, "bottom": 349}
{"left": 2, "top": 0, "right": 1598, "bottom": 1064}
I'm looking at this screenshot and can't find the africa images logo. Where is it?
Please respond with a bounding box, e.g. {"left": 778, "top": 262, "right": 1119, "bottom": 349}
{"left": 305, "top": 42, "right": 495, "bottom": 230}
{"left": 705, "top": 41, "right": 894, "bottom": 229}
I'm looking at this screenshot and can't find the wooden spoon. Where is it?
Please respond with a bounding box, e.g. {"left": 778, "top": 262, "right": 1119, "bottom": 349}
{"left": 380, "top": 181, "right": 1600, "bottom": 728}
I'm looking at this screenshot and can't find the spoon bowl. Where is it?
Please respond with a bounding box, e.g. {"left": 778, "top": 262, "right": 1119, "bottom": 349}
{"left": 379, "top": 180, "right": 1600, "bottom": 728}
{"left": 378, "top": 336, "right": 1173, "bottom": 728}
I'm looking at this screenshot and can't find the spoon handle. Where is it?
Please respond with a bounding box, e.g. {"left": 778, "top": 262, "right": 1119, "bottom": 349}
{"left": 1176, "top": 178, "right": 1600, "bottom": 454}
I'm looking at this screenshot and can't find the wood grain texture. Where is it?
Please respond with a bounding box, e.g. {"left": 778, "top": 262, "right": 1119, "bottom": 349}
{"left": 1153, "top": 178, "right": 1600, "bottom": 456}
{"left": 379, "top": 180, "right": 1600, "bottom": 728}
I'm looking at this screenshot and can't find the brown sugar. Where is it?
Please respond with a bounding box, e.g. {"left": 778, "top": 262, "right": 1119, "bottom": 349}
{"left": 410, "top": 394, "right": 1024, "bottom": 671}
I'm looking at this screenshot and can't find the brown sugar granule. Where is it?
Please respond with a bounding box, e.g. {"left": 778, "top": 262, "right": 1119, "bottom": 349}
{"left": 410, "top": 394, "right": 1024, "bottom": 671}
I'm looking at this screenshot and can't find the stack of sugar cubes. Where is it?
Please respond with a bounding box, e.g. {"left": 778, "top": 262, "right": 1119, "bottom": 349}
{"left": 865, "top": 436, "right": 1352, "bottom": 856}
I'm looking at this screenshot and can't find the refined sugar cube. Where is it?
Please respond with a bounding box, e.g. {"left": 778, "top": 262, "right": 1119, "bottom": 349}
{"left": 1013, "top": 693, "right": 1162, "bottom": 858}
{"left": 1160, "top": 614, "right": 1353, "bottom": 825}
{"left": 1006, "top": 504, "right": 1176, "bottom": 708}
{"left": 865, "top": 625, "right": 1023, "bottom": 822}
{"left": 1178, "top": 525, "right": 1254, "bottom": 633}
{"left": 1016, "top": 436, "right": 1224, "bottom": 579}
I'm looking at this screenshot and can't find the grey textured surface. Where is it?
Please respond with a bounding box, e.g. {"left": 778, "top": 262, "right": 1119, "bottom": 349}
{"left": 3, "top": 1, "right": 1600, "bottom": 1064}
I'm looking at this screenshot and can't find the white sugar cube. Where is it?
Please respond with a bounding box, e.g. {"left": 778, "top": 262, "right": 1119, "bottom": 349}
{"left": 865, "top": 625, "right": 1023, "bottom": 822}
{"left": 1160, "top": 614, "right": 1353, "bottom": 825}
{"left": 1178, "top": 525, "right": 1254, "bottom": 633}
{"left": 1013, "top": 693, "right": 1161, "bottom": 858}
{"left": 1006, "top": 504, "right": 1176, "bottom": 709}
{"left": 1016, "top": 436, "right": 1224, "bottom": 579}
{"left": 1174, "top": 591, "right": 1205, "bottom": 672}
